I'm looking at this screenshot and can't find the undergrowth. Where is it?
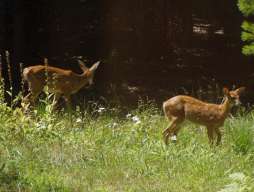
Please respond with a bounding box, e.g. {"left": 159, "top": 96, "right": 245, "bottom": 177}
{"left": 0, "top": 87, "right": 254, "bottom": 191}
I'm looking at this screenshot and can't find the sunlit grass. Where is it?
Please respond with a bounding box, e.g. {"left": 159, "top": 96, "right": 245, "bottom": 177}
{"left": 0, "top": 95, "right": 254, "bottom": 191}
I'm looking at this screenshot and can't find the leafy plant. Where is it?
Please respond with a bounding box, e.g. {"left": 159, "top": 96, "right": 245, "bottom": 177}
{"left": 238, "top": 0, "right": 254, "bottom": 55}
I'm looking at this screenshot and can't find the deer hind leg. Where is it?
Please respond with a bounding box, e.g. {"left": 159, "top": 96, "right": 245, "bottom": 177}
{"left": 163, "top": 117, "right": 183, "bottom": 145}
{"left": 63, "top": 94, "right": 72, "bottom": 110}
{"left": 214, "top": 127, "right": 222, "bottom": 145}
{"left": 207, "top": 126, "right": 215, "bottom": 145}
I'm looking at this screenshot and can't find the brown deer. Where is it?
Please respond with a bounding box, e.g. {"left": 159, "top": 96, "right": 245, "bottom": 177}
{"left": 22, "top": 59, "right": 100, "bottom": 108}
{"left": 162, "top": 87, "right": 245, "bottom": 145}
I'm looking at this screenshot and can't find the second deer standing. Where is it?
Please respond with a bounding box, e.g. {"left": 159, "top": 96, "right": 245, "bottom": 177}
{"left": 162, "top": 87, "right": 245, "bottom": 145}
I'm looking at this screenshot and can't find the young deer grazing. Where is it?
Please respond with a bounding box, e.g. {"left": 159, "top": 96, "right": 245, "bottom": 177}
{"left": 22, "top": 60, "right": 100, "bottom": 108}
{"left": 162, "top": 87, "right": 245, "bottom": 145}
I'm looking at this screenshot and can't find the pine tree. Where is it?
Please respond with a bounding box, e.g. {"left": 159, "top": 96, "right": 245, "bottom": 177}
{"left": 238, "top": 0, "right": 254, "bottom": 55}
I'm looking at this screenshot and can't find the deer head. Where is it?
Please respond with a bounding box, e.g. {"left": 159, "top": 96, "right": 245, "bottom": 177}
{"left": 78, "top": 60, "right": 100, "bottom": 87}
{"left": 224, "top": 87, "right": 246, "bottom": 106}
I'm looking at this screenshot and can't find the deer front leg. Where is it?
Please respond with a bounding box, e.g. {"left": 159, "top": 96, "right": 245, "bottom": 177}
{"left": 22, "top": 93, "right": 32, "bottom": 106}
{"left": 207, "top": 126, "right": 215, "bottom": 145}
{"left": 52, "top": 93, "right": 61, "bottom": 110}
{"left": 22, "top": 90, "right": 40, "bottom": 107}
{"left": 22, "top": 91, "right": 41, "bottom": 113}
{"left": 163, "top": 117, "right": 183, "bottom": 145}
{"left": 63, "top": 94, "right": 72, "bottom": 110}
{"left": 214, "top": 127, "right": 222, "bottom": 145}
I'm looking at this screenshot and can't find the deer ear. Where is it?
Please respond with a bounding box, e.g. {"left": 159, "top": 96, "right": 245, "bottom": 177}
{"left": 223, "top": 87, "right": 229, "bottom": 95}
{"left": 89, "top": 61, "right": 100, "bottom": 73}
{"left": 236, "top": 87, "right": 246, "bottom": 95}
{"left": 238, "top": 87, "right": 246, "bottom": 93}
{"left": 78, "top": 59, "right": 88, "bottom": 72}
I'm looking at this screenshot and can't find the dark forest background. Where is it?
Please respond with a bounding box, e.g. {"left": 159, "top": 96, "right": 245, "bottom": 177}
{"left": 0, "top": 0, "right": 254, "bottom": 107}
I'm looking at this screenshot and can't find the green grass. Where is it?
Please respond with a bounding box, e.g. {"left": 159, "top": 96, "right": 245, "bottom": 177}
{"left": 0, "top": 98, "right": 254, "bottom": 191}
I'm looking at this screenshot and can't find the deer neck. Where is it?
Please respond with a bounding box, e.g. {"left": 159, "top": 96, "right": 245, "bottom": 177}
{"left": 220, "top": 97, "right": 232, "bottom": 118}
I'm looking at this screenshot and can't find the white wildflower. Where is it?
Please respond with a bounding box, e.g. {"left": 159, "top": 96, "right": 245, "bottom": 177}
{"left": 37, "top": 122, "right": 47, "bottom": 130}
{"left": 132, "top": 115, "right": 141, "bottom": 125}
{"left": 126, "top": 113, "right": 132, "bottom": 118}
{"left": 132, "top": 116, "right": 139, "bottom": 122}
{"left": 76, "top": 118, "right": 82, "bottom": 123}
{"left": 171, "top": 135, "right": 177, "bottom": 141}
{"left": 98, "top": 107, "right": 106, "bottom": 113}
{"left": 112, "top": 122, "right": 118, "bottom": 128}
{"left": 107, "top": 122, "right": 118, "bottom": 128}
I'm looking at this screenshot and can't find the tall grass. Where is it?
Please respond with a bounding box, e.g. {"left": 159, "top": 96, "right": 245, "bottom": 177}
{"left": 0, "top": 89, "right": 254, "bottom": 191}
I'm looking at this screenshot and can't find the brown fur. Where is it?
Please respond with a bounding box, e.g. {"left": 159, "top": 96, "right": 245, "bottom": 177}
{"left": 162, "top": 87, "right": 245, "bottom": 145}
{"left": 22, "top": 61, "right": 99, "bottom": 108}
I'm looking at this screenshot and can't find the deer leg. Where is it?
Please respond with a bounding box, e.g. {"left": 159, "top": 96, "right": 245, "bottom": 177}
{"left": 214, "top": 127, "right": 222, "bottom": 145}
{"left": 23, "top": 90, "right": 40, "bottom": 106}
{"left": 52, "top": 93, "right": 61, "bottom": 110}
{"left": 207, "top": 127, "right": 215, "bottom": 145}
{"left": 23, "top": 79, "right": 43, "bottom": 107}
{"left": 31, "top": 91, "right": 40, "bottom": 105}
{"left": 173, "top": 123, "right": 182, "bottom": 136}
{"left": 163, "top": 119, "right": 174, "bottom": 141}
{"left": 163, "top": 117, "right": 183, "bottom": 145}
{"left": 22, "top": 93, "right": 32, "bottom": 105}
{"left": 63, "top": 95, "right": 72, "bottom": 110}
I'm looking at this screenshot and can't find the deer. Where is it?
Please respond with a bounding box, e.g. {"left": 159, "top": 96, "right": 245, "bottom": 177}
{"left": 22, "top": 59, "right": 100, "bottom": 109}
{"left": 162, "top": 87, "right": 245, "bottom": 145}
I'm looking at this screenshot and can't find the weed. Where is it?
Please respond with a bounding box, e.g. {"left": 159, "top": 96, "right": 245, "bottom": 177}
{"left": 0, "top": 93, "right": 254, "bottom": 191}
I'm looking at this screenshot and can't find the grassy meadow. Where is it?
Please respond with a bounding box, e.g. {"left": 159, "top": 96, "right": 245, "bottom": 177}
{"left": 0, "top": 89, "right": 254, "bottom": 191}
